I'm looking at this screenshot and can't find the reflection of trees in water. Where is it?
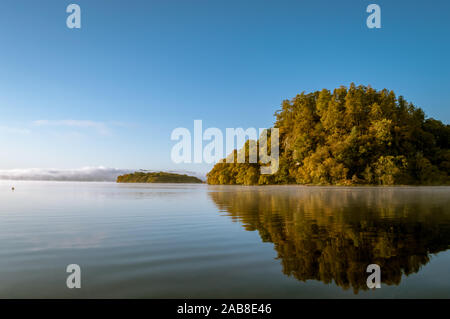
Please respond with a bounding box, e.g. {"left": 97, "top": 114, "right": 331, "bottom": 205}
{"left": 208, "top": 186, "right": 450, "bottom": 293}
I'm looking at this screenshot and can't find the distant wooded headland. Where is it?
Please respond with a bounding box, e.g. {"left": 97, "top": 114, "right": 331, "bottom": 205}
{"left": 117, "top": 172, "right": 203, "bottom": 184}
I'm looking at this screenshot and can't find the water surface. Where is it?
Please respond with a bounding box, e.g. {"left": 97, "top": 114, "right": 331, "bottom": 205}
{"left": 0, "top": 181, "right": 449, "bottom": 298}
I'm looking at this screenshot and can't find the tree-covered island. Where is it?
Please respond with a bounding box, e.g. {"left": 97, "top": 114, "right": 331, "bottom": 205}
{"left": 117, "top": 172, "right": 203, "bottom": 183}
{"left": 207, "top": 84, "right": 450, "bottom": 185}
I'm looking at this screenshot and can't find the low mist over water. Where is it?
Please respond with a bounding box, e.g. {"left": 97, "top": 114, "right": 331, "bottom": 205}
{"left": 0, "top": 168, "right": 206, "bottom": 182}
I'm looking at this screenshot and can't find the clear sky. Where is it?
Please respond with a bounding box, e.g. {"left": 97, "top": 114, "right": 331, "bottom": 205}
{"left": 0, "top": 0, "right": 449, "bottom": 174}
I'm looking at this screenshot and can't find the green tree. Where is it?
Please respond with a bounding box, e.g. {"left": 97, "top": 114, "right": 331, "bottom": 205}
{"left": 207, "top": 85, "right": 450, "bottom": 186}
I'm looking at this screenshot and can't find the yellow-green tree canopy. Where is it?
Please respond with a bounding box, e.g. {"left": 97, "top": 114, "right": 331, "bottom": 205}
{"left": 117, "top": 171, "right": 203, "bottom": 183}
{"left": 207, "top": 84, "right": 450, "bottom": 185}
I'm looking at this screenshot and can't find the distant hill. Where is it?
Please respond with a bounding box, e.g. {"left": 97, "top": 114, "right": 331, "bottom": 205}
{"left": 207, "top": 84, "right": 450, "bottom": 185}
{"left": 117, "top": 171, "right": 203, "bottom": 183}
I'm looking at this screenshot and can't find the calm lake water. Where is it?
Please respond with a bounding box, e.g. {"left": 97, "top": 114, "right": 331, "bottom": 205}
{"left": 0, "top": 181, "right": 449, "bottom": 298}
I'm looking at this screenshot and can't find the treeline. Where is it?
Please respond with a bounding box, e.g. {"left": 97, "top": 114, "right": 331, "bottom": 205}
{"left": 117, "top": 172, "right": 203, "bottom": 183}
{"left": 207, "top": 84, "right": 450, "bottom": 185}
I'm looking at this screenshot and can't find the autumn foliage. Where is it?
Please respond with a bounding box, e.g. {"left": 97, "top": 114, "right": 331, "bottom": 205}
{"left": 207, "top": 84, "right": 450, "bottom": 185}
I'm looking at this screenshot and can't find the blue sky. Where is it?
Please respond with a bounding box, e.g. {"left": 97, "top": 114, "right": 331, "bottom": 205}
{"left": 0, "top": 0, "right": 449, "bottom": 174}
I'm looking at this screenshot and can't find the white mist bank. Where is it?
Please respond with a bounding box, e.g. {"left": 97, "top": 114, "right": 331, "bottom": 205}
{"left": 0, "top": 167, "right": 206, "bottom": 182}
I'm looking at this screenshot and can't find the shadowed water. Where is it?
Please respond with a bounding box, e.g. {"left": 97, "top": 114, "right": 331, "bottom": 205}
{"left": 0, "top": 181, "right": 449, "bottom": 298}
